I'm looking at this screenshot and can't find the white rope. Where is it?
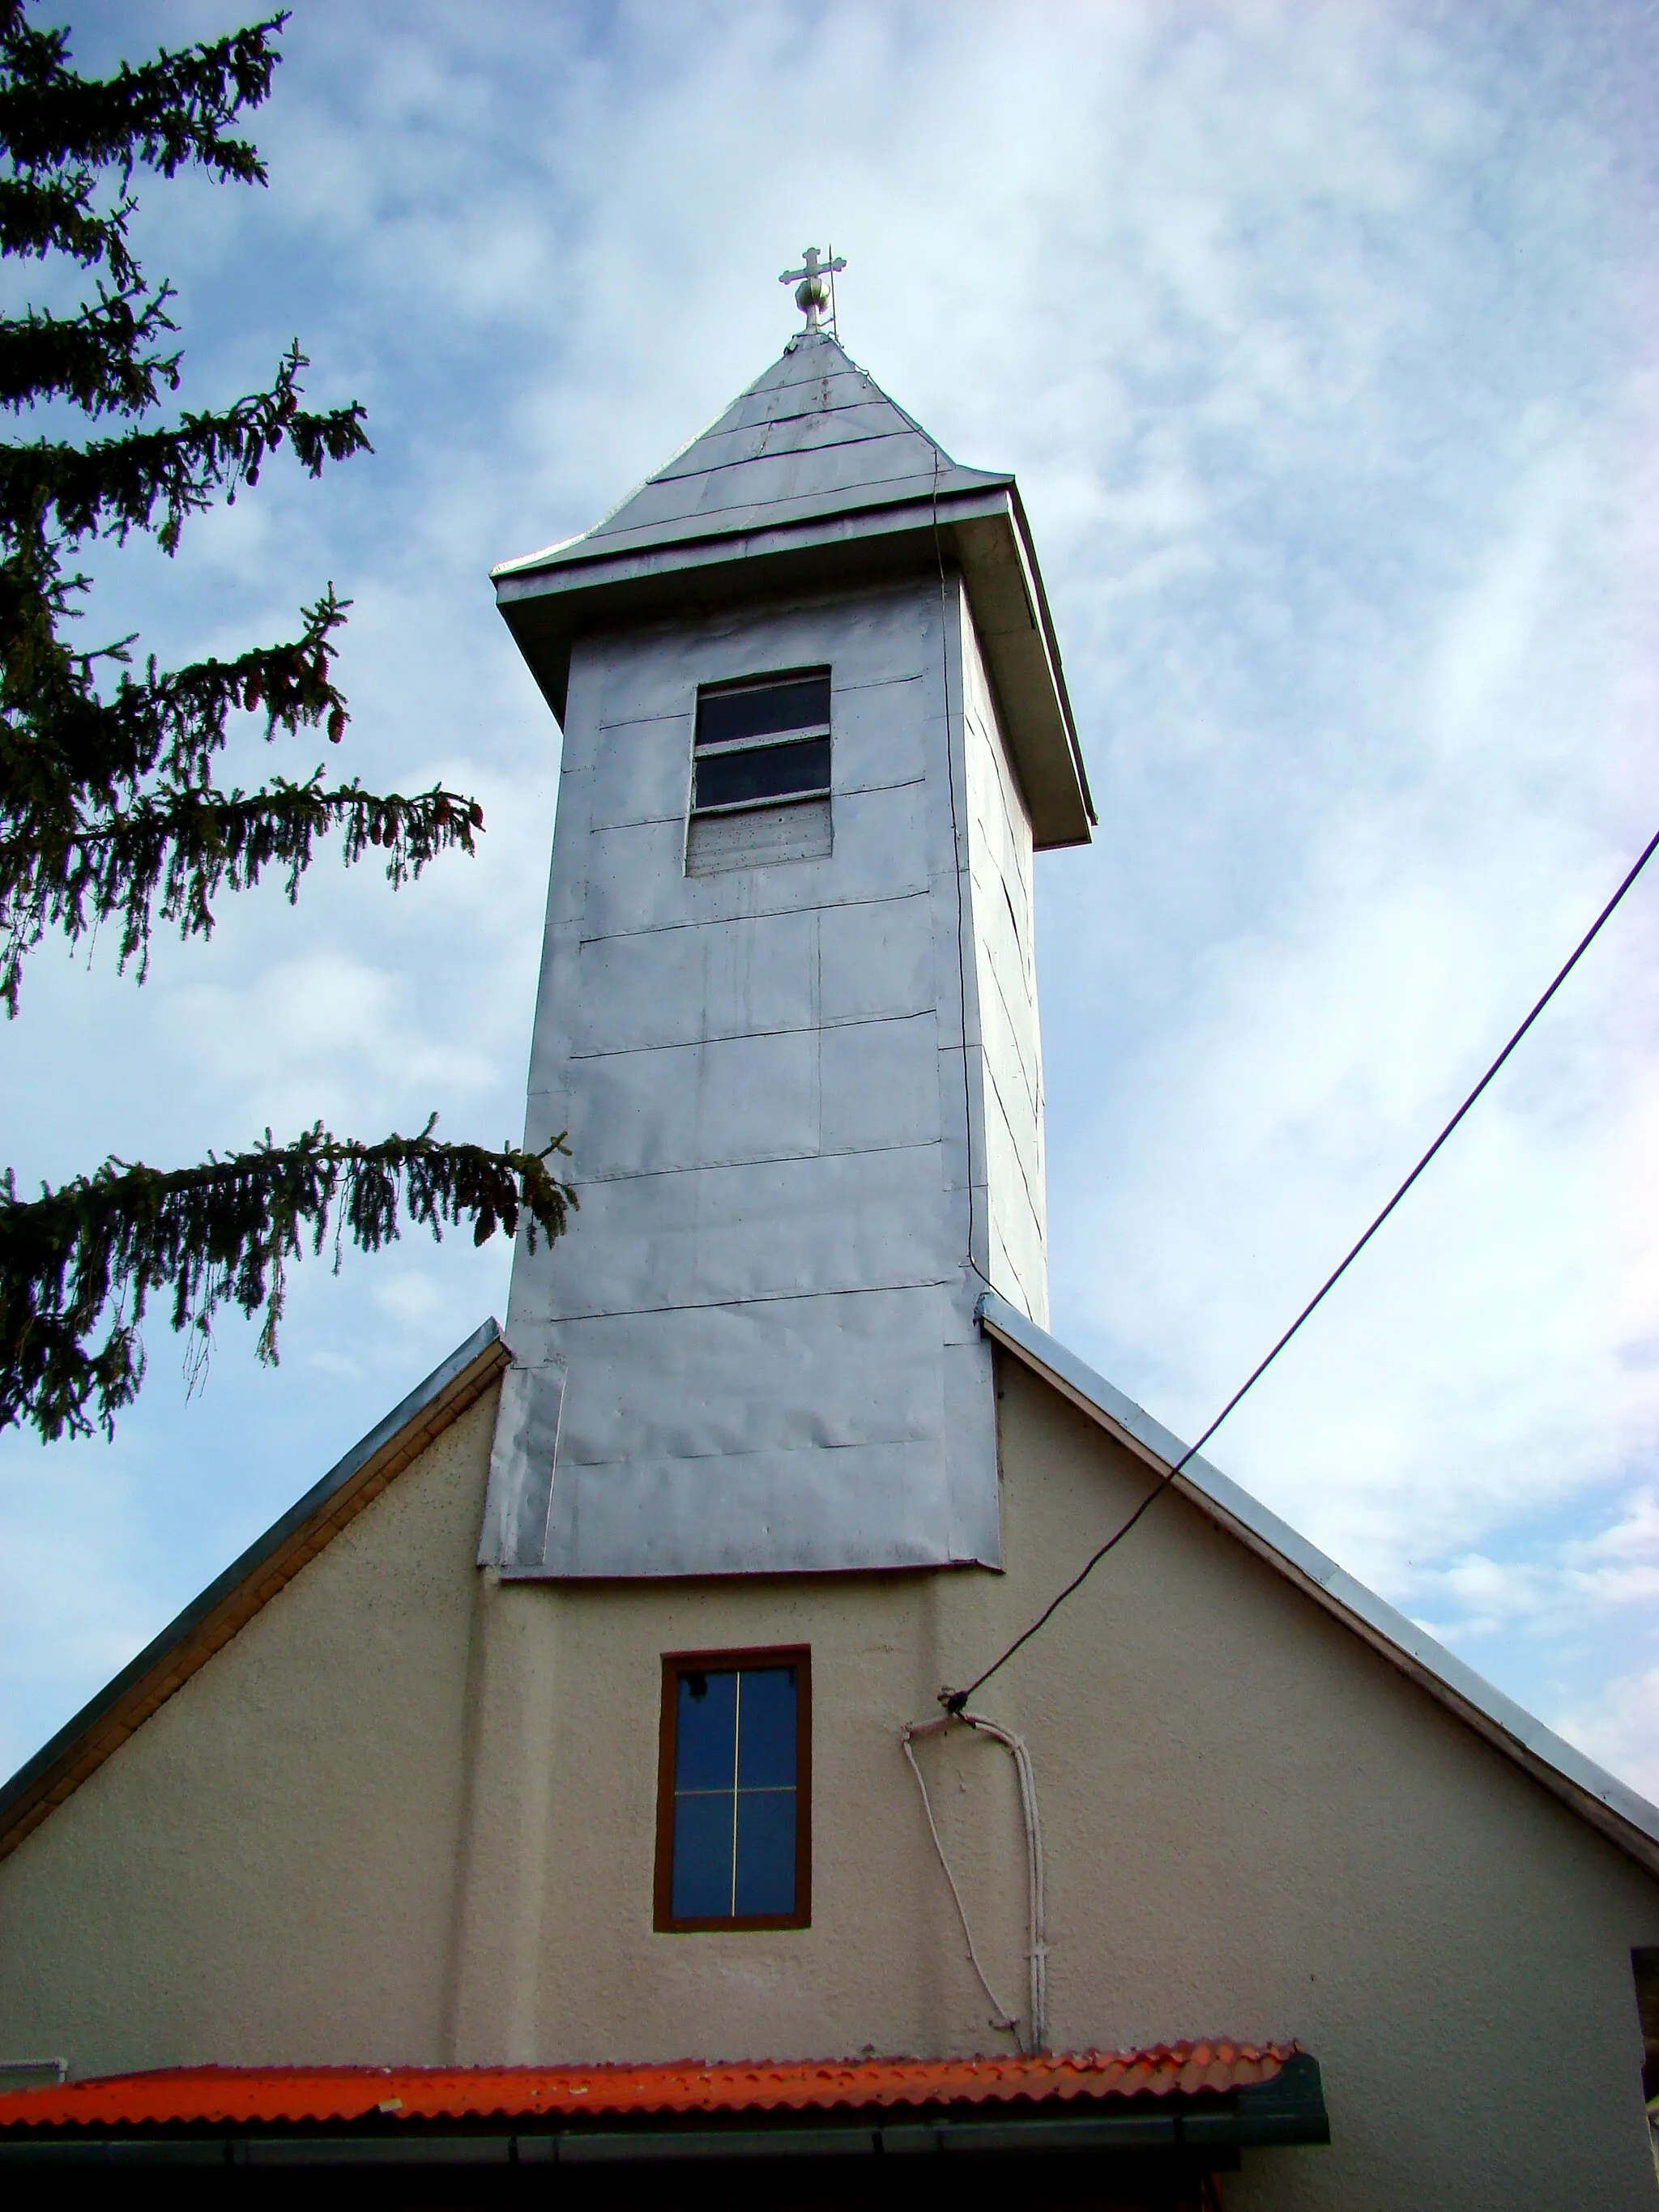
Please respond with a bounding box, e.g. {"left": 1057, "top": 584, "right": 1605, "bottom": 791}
{"left": 955, "top": 1711, "right": 1047, "bottom": 2052}
{"left": 901, "top": 1721, "right": 1021, "bottom": 2044}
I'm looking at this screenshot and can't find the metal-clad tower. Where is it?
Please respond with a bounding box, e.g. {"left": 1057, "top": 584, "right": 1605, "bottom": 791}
{"left": 481, "top": 301, "right": 1091, "bottom": 1580}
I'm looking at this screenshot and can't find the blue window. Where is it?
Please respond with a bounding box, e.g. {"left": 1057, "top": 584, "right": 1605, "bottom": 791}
{"left": 656, "top": 1650, "right": 810, "bottom": 1929}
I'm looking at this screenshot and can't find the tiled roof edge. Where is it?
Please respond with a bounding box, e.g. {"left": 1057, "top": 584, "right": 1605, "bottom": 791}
{"left": 0, "top": 1319, "right": 509, "bottom": 1863}
{"left": 976, "top": 1289, "right": 1659, "bottom": 1872}
{"left": 0, "top": 2043, "right": 1311, "bottom": 2129}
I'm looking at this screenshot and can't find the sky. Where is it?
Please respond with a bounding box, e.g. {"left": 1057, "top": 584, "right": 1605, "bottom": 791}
{"left": 4, "top": 0, "right": 1659, "bottom": 1801}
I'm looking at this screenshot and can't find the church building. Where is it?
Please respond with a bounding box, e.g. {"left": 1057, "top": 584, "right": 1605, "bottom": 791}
{"left": 2, "top": 260, "right": 1658, "bottom": 2209}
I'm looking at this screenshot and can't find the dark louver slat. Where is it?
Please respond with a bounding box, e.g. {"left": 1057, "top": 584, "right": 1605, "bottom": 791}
{"left": 697, "top": 674, "right": 830, "bottom": 748}
{"left": 695, "top": 737, "right": 830, "bottom": 810}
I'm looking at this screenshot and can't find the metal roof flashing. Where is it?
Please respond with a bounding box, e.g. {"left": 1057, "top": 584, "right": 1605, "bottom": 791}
{"left": 491, "top": 335, "right": 1094, "bottom": 849}
{"left": 975, "top": 1289, "right": 1659, "bottom": 1883}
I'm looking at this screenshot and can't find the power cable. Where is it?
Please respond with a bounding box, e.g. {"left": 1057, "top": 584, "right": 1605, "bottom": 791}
{"left": 943, "top": 817, "right": 1659, "bottom": 1715}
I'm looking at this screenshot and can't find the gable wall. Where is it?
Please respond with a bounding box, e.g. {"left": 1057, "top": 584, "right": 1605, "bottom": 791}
{"left": 989, "top": 1355, "right": 1659, "bottom": 2209}
{"left": 0, "top": 1392, "right": 496, "bottom": 2073}
{"left": 4, "top": 1354, "right": 1658, "bottom": 2206}
{"left": 454, "top": 1357, "right": 1659, "bottom": 2207}
{"left": 448, "top": 1354, "right": 1659, "bottom": 2209}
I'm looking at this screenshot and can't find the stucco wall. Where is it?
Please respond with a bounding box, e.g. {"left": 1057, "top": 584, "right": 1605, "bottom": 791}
{"left": 4, "top": 1351, "right": 1657, "bottom": 2206}
{"left": 987, "top": 1358, "right": 1659, "bottom": 2208}
{"left": 0, "top": 1391, "right": 496, "bottom": 2073}
{"left": 448, "top": 1354, "right": 1659, "bottom": 2206}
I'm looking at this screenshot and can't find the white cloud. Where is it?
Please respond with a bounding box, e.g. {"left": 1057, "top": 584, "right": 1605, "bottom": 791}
{"left": 1557, "top": 1666, "right": 1659, "bottom": 1805}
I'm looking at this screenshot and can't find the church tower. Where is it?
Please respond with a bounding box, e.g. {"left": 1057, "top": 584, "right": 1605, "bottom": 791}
{"left": 481, "top": 266, "right": 1092, "bottom": 1581}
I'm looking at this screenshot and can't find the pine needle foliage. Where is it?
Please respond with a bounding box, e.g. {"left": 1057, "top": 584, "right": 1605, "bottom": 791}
{"left": 0, "top": 1124, "right": 573, "bottom": 1443}
{"left": 0, "top": 6, "right": 576, "bottom": 1442}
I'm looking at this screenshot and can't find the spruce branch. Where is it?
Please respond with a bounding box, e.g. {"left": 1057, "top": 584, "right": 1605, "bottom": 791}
{"left": 0, "top": 280, "right": 182, "bottom": 416}
{"left": 0, "top": 773, "right": 484, "bottom": 1014}
{"left": 0, "top": 1123, "right": 577, "bottom": 1443}
{"left": 0, "top": 342, "right": 371, "bottom": 554}
{"left": 0, "top": 6, "right": 286, "bottom": 187}
{"left": 0, "top": 582, "right": 412, "bottom": 1011}
{"left": 2, "top": 586, "right": 356, "bottom": 826}
{"left": 0, "top": 11, "right": 383, "bottom": 1021}
{"left": 0, "top": 171, "right": 141, "bottom": 287}
{"left": 0, "top": 0, "right": 288, "bottom": 297}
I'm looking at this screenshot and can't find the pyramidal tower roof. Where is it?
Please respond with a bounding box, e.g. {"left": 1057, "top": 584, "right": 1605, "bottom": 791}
{"left": 498, "top": 330, "right": 1010, "bottom": 573}
{"left": 494, "top": 328, "right": 1093, "bottom": 846}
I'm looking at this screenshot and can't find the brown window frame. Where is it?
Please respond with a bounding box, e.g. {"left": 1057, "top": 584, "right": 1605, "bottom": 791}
{"left": 654, "top": 1645, "right": 812, "bottom": 1933}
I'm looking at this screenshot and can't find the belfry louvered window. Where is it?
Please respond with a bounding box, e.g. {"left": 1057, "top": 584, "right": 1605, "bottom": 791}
{"left": 692, "top": 671, "right": 831, "bottom": 815}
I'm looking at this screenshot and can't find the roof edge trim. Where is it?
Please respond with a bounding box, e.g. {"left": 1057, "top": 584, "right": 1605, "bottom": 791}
{"left": 0, "top": 1319, "right": 510, "bottom": 1865}
{"left": 976, "top": 1289, "right": 1659, "bottom": 1876}
{"left": 1004, "top": 484, "right": 1095, "bottom": 827}
{"left": 491, "top": 474, "right": 1017, "bottom": 589}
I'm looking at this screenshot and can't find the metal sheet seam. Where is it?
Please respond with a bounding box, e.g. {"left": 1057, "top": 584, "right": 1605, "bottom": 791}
{"left": 648, "top": 429, "right": 939, "bottom": 488}
{"left": 566, "top": 1008, "right": 934, "bottom": 1064}
{"left": 492, "top": 487, "right": 1017, "bottom": 606}
{"left": 569, "top": 769, "right": 929, "bottom": 835}
{"left": 574, "top": 883, "right": 936, "bottom": 952}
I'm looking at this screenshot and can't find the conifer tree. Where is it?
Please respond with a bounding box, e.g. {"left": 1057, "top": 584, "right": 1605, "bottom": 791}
{"left": 0, "top": 5, "right": 573, "bottom": 1444}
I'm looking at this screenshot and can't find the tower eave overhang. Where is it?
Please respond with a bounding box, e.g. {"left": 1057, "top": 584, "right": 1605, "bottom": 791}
{"left": 493, "top": 482, "right": 1095, "bottom": 851}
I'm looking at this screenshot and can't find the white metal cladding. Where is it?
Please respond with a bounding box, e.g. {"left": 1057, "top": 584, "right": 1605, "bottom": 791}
{"left": 483, "top": 576, "right": 1048, "bottom": 1578}
{"left": 960, "top": 600, "right": 1048, "bottom": 1328}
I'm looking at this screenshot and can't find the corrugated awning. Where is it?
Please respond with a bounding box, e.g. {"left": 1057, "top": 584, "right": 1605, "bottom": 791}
{"left": 0, "top": 2044, "right": 1300, "bottom": 2129}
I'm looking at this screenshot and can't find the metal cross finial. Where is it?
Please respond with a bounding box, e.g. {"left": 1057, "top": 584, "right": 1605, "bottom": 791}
{"left": 780, "top": 246, "right": 846, "bottom": 333}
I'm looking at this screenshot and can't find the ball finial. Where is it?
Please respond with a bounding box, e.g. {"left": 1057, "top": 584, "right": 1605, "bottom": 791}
{"left": 779, "top": 245, "right": 846, "bottom": 333}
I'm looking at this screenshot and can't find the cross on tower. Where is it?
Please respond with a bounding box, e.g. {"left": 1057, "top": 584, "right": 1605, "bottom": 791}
{"left": 780, "top": 245, "right": 846, "bottom": 332}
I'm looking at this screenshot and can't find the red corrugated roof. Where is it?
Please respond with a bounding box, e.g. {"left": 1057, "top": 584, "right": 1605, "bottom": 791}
{"left": 0, "top": 2044, "right": 1294, "bottom": 2129}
